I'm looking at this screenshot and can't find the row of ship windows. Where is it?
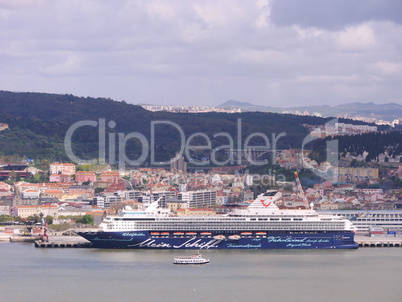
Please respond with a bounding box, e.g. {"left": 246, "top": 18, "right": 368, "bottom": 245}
{"left": 139, "top": 222, "right": 344, "bottom": 226}
{"left": 107, "top": 227, "right": 343, "bottom": 231}
{"left": 110, "top": 220, "right": 344, "bottom": 225}
{"left": 114, "top": 217, "right": 327, "bottom": 222}
{"left": 107, "top": 224, "right": 344, "bottom": 230}
{"left": 356, "top": 218, "right": 402, "bottom": 221}
{"left": 136, "top": 223, "right": 344, "bottom": 227}
{"left": 158, "top": 217, "right": 299, "bottom": 221}
{"left": 107, "top": 221, "right": 344, "bottom": 227}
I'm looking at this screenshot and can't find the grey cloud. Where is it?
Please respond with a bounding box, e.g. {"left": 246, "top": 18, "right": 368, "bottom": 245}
{"left": 0, "top": 0, "right": 401, "bottom": 107}
{"left": 270, "top": 0, "right": 402, "bottom": 30}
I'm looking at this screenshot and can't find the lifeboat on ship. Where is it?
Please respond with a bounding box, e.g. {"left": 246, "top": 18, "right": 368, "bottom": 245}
{"left": 228, "top": 235, "right": 241, "bottom": 240}
{"left": 255, "top": 232, "right": 267, "bottom": 236}
{"left": 173, "top": 232, "right": 184, "bottom": 236}
{"left": 241, "top": 232, "right": 252, "bottom": 236}
{"left": 186, "top": 232, "right": 197, "bottom": 236}
{"left": 213, "top": 235, "right": 225, "bottom": 240}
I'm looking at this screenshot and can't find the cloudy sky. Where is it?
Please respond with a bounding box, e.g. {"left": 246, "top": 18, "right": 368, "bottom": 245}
{"left": 1, "top": 0, "right": 401, "bottom": 107}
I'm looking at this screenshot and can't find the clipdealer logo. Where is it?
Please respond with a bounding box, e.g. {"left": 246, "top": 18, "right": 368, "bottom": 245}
{"left": 64, "top": 118, "right": 286, "bottom": 170}
{"left": 64, "top": 117, "right": 339, "bottom": 183}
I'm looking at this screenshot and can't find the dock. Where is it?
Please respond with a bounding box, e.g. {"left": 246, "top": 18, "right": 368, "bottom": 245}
{"left": 34, "top": 235, "right": 93, "bottom": 248}
{"left": 355, "top": 235, "right": 402, "bottom": 248}
{"left": 35, "top": 241, "right": 93, "bottom": 248}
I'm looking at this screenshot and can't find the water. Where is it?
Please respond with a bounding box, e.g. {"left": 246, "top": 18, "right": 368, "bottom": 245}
{"left": 1, "top": 242, "right": 402, "bottom": 302}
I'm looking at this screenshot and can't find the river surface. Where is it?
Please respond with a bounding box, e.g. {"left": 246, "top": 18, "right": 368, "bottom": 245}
{"left": 1, "top": 241, "right": 401, "bottom": 302}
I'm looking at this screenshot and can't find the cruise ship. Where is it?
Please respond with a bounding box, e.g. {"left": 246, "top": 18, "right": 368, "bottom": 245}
{"left": 77, "top": 190, "right": 358, "bottom": 249}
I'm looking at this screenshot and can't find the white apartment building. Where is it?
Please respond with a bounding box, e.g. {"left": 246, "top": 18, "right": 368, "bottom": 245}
{"left": 179, "top": 190, "right": 217, "bottom": 208}
{"left": 115, "top": 190, "right": 143, "bottom": 201}
{"left": 22, "top": 189, "right": 41, "bottom": 199}
{"left": 93, "top": 195, "right": 122, "bottom": 208}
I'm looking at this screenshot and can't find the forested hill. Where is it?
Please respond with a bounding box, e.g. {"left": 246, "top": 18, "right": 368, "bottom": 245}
{"left": 0, "top": 90, "right": 376, "bottom": 164}
{"left": 338, "top": 131, "right": 402, "bottom": 162}
{"left": 309, "top": 131, "right": 402, "bottom": 165}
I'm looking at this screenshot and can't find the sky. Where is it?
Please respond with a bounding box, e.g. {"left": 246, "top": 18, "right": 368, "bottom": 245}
{"left": 1, "top": 0, "right": 402, "bottom": 107}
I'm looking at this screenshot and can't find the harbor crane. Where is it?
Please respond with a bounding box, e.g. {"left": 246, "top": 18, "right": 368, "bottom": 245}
{"left": 294, "top": 172, "right": 310, "bottom": 209}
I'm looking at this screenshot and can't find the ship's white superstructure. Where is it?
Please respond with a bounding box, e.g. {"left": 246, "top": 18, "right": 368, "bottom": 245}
{"left": 98, "top": 191, "right": 356, "bottom": 233}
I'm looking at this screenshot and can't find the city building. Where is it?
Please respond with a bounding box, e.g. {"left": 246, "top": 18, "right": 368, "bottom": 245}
{"left": 165, "top": 197, "right": 187, "bottom": 212}
{"left": 170, "top": 153, "right": 187, "bottom": 173}
{"left": 336, "top": 167, "right": 379, "bottom": 183}
{"left": 115, "top": 190, "right": 143, "bottom": 201}
{"left": 92, "top": 195, "right": 122, "bottom": 208}
{"left": 100, "top": 171, "right": 122, "bottom": 183}
{"left": 0, "top": 188, "right": 11, "bottom": 197}
{"left": 75, "top": 171, "right": 97, "bottom": 184}
{"left": 49, "top": 174, "right": 71, "bottom": 183}
{"left": 310, "top": 123, "right": 377, "bottom": 138}
{"left": 43, "top": 189, "right": 64, "bottom": 200}
{"left": 49, "top": 163, "right": 75, "bottom": 175}
{"left": 0, "top": 164, "right": 30, "bottom": 180}
{"left": 68, "top": 185, "right": 94, "bottom": 196}
{"left": 10, "top": 204, "right": 59, "bottom": 219}
{"left": 104, "top": 179, "right": 126, "bottom": 192}
{"left": 179, "top": 190, "right": 217, "bottom": 208}
{"left": 0, "top": 182, "right": 12, "bottom": 191}
{"left": 22, "top": 189, "right": 41, "bottom": 199}
{"left": 151, "top": 191, "right": 177, "bottom": 207}
{"left": 141, "top": 105, "right": 241, "bottom": 113}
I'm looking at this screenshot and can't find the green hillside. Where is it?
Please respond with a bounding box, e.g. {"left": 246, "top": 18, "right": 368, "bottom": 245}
{"left": 0, "top": 90, "right": 375, "bottom": 165}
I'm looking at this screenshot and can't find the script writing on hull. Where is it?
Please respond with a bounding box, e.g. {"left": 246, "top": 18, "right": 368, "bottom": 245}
{"left": 128, "top": 238, "right": 222, "bottom": 249}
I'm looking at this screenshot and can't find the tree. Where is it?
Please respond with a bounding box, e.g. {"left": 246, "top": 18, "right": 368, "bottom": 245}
{"left": 33, "top": 173, "right": 42, "bottom": 182}
{"left": 26, "top": 214, "right": 41, "bottom": 224}
{"left": 94, "top": 187, "right": 105, "bottom": 194}
{"left": 356, "top": 182, "right": 368, "bottom": 189}
{"left": 36, "top": 159, "right": 50, "bottom": 171}
{"left": 78, "top": 214, "right": 93, "bottom": 225}
{"left": 45, "top": 215, "right": 54, "bottom": 225}
{"left": 0, "top": 214, "right": 13, "bottom": 223}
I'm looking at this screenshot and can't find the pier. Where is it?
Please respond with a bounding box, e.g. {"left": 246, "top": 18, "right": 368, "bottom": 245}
{"left": 35, "top": 241, "right": 93, "bottom": 248}
{"left": 34, "top": 235, "right": 93, "bottom": 248}
{"left": 355, "top": 235, "right": 402, "bottom": 248}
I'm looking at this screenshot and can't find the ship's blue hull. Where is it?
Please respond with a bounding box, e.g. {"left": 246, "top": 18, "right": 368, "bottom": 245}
{"left": 77, "top": 231, "right": 358, "bottom": 249}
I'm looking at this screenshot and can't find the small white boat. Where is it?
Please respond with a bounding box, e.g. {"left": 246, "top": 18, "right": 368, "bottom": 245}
{"left": 173, "top": 252, "right": 209, "bottom": 265}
